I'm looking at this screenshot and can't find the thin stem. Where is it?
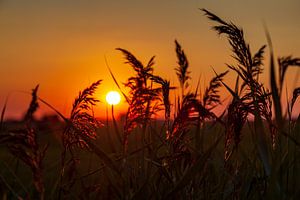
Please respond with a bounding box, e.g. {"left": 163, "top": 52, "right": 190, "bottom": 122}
{"left": 106, "top": 105, "right": 116, "bottom": 152}
{"left": 112, "top": 105, "right": 122, "bottom": 145}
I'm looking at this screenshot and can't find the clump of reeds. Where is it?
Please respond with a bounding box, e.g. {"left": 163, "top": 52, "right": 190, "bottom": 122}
{"left": 0, "top": 7, "right": 300, "bottom": 200}
{"left": 202, "top": 8, "right": 273, "bottom": 158}
{"left": 0, "top": 85, "right": 47, "bottom": 200}
{"left": 117, "top": 48, "right": 161, "bottom": 153}
{"left": 59, "top": 80, "right": 103, "bottom": 196}
{"left": 170, "top": 40, "right": 224, "bottom": 151}
{"left": 203, "top": 8, "right": 300, "bottom": 198}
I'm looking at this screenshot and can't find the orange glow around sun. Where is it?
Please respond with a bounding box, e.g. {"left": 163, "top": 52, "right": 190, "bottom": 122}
{"left": 106, "top": 91, "right": 121, "bottom": 105}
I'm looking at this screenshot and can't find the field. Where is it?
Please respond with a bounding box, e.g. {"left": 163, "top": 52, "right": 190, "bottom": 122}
{"left": 1, "top": 9, "right": 300, "bottom": 199}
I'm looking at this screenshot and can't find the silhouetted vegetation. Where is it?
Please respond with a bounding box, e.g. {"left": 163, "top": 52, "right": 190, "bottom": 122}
{"left": 1, "top": 9, "right": 300, "bottom": 199}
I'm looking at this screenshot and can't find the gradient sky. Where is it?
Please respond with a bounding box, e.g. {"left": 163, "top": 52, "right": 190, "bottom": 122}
{"left": 0, "top": 0, "right": 299, "bottom": 119}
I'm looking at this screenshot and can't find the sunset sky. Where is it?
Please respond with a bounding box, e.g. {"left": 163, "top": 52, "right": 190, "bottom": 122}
{"left": 0, "top": 0, "right": 299, "bottom": 119}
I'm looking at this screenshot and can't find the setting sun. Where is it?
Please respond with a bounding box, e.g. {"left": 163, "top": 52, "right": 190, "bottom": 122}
{"left": 106, "top": 91, "right": 121, "bottom": 105}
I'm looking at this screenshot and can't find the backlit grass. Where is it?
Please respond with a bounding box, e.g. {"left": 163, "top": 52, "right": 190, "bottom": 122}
{"left": 1, "top": 9, "right": 300, "bottom": 199}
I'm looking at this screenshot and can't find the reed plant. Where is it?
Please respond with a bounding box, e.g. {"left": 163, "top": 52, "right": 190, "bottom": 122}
{"left": 0, "top": 8, "right": 299, "bottom": 199}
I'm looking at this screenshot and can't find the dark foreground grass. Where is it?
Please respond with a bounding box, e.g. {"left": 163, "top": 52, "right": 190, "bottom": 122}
{"left": 1, "top": 9, "right": 300, "bottom": 199}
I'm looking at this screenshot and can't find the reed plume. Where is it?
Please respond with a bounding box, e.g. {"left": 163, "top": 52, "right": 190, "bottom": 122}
{"left": 63, "top": 80, "right": 102, "bottom": 150}
{"left": 278, "top": 56, "right": 300, "bottom": 95}
{"left": 150, "top": 75, "right": 175, "bottom": 138}
{"left": 203, "top": 70, "right": 228, "bottom": 109}
{"left": 175, "top": 40, "right": 190, "bottom": 99}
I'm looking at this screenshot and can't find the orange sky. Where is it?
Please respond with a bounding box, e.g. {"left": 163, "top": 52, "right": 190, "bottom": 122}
{"left": 0, "top": 0, "right": 300, "bottom": 120}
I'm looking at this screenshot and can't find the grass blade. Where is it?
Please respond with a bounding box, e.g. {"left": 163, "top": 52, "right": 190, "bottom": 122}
{"left": 265, "top": 28, "right": 282, "bottom": 125}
